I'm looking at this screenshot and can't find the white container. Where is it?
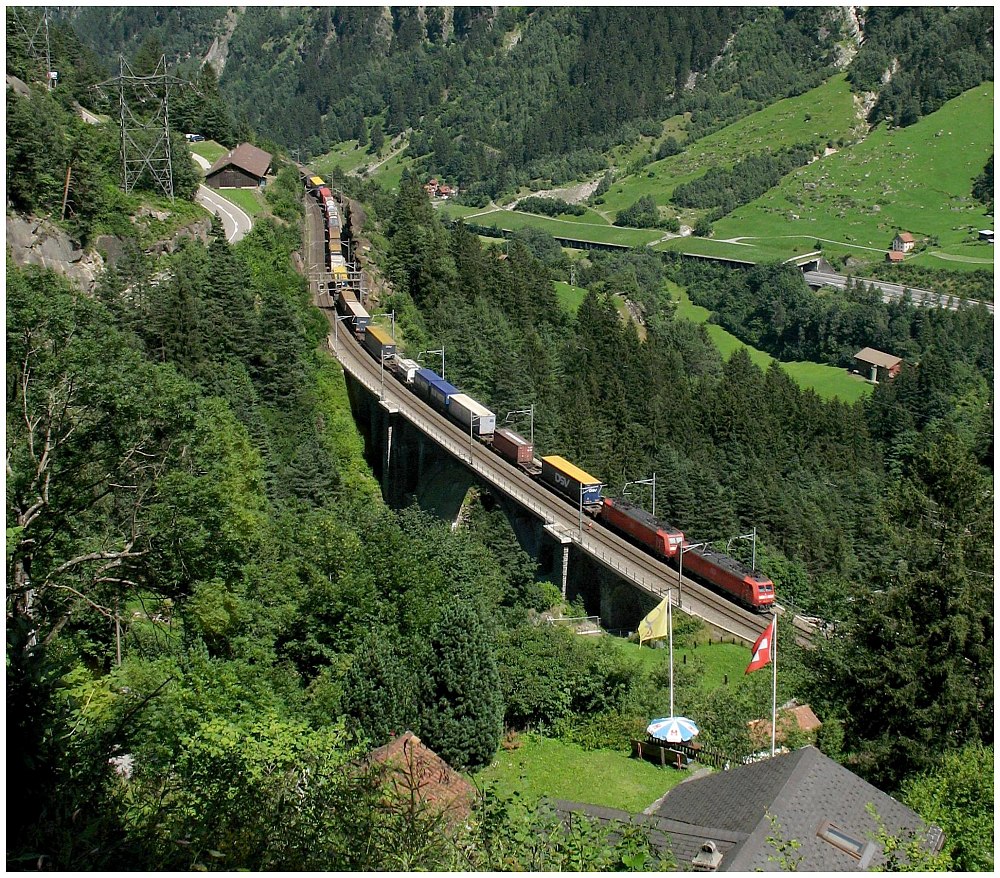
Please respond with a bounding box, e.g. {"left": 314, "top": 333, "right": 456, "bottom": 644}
{"left": 447, "top": 393, "right": 496, "bottom": 437}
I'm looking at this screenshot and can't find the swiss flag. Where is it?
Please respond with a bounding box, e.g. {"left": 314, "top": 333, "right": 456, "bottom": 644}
{"left": 745, "top": 617, "right": 775, "bottom": 674}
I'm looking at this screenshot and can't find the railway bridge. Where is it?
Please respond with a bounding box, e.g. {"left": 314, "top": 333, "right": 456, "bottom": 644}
{"left": 303, "top": 198, "right": 818, "bottom": 648}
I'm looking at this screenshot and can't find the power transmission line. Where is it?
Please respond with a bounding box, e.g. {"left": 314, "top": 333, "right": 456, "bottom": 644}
{"left": 93, "top": 55, "right": 188, "bottom": 200}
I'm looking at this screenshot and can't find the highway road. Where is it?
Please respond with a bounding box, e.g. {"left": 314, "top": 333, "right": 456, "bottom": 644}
{"left": 302, "top": 195, "right": 817, "bottom": 648}
{"left": 803, "top": 269, "right": 994, "bottom": 315}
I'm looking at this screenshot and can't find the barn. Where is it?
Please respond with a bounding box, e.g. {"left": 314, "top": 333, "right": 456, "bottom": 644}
{"left": 854, "top": 347, "right": 902, "bottom": 383}
{"left": 204, "top": 142, "right": 273, "bottom": 189}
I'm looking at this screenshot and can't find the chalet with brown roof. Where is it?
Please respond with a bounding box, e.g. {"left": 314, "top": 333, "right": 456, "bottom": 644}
{"left": 885, "top": 249, "right": 904, "bottom": 263}
{"left": 366, "top": 731, "right": 474, "bottom": 822}
{"left": 205, "top": 142, "right": 273, "bottom": 189}
{"left": 854, "top": 347, "right": 902, "bottom": 383}
{"left": 891, "top": 231, "right": 915, "bottom": 252}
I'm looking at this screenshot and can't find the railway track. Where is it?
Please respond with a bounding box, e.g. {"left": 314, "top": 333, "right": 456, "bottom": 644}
{"left": 303, "top": 196, "right": 818, "bottom": 648}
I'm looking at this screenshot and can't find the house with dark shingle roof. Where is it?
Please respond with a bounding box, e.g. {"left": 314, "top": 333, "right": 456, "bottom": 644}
{"left": 553, "top": 746, "right": 943, "bottom": 871}
{"left": 205, "top": 142, "right": 273, "bottom": 189}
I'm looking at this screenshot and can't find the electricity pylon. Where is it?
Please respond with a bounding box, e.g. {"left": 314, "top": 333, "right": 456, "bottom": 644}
{"left": 95, "top": 55, "right": 186, "bottom": 200}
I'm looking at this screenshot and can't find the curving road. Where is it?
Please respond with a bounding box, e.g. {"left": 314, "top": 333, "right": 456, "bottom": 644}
{"left": 190, "top": 151, "right": 253, "bottom": 243}
{"left": 303, "top": 194, "right": 817, "bottom": 648}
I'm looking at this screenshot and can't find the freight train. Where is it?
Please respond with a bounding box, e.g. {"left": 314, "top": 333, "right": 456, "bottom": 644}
{"left": 305, "top": 174, "right": 775, "bottom": 612}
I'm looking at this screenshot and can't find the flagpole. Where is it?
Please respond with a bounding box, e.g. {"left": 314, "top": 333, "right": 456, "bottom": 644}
{"left": 668, "top": 592, "right": 674, "bottom": 717}
{"left": 770, "top": 611, "right": 778, "bottom": 757}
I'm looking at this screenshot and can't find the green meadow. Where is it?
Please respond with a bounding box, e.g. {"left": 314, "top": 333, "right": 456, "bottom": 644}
{"left": 708, "top": 83, "right": 994, "bottom": 268}
{"left": 667, "top": 282, "right": 872, "bottom": 404}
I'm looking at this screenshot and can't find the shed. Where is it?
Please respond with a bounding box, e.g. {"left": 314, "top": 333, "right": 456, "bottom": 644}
{"left": 748, "top": 702, "right": 823, "bottom": 749}
{"left": 885, "top": 250, "right": 904, "bottom": 263}
{"left": 854, "top": 347, "right": 902, "bottom": 383}
{"left": 979, "top": 229, "right": 994, "bottom": 243}
{"left": 205, "top": 142, "right": 272, "bottom": 189}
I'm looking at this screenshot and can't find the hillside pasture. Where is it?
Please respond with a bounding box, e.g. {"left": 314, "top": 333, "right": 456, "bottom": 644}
{"left": 711, "top": 83, "right": 995, "bottom": 270}
{"left": 600, "top": 74, "right": 859, "bottom": 218}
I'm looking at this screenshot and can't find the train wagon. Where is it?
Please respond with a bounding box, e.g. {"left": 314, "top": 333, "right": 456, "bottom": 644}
{"left": 680, "top": 544, "right": 775, "bottom": 611}
{"left": 392, "top": 356, "right": 420, "bottom": 384}
{"left": 362, "top": 325, "right": 396, "bottom": 363}
{"left": 335, "top": 289, "right": 369, "bottom": 336}
{"left": 412, "top": 369, "right": 460, "bottom": 413}
{"left": 493, "top": 427, "right": 533, "bottom": 467}
{"left": 447, "top": 393, "right": 496, "bottom": 438}
{"left": 598, "top": 497, "right": 684, "bottom": 560}
{"left": 307, "top": 175, "right": 325, "bottom": 191}
{"left": 540, "top": 456, "right": 603, "bottom": 506}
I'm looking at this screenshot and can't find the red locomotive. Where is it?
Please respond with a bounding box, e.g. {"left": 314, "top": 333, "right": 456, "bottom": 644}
{"left": 678, "top": 543, "right": 774, "bottom": 611}
{"left": 596, "top": 497, "right": 774, "bottom": 611}
{"left": 598, "top": 497, "right": 684, "bottom": 559}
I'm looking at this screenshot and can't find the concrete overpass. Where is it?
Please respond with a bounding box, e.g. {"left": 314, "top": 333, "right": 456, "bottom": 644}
{"left": 303, "top": 196, "right": 818, "bottom": 647}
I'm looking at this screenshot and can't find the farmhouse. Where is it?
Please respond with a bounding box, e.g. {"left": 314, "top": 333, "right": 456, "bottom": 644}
{"left": 854, "top": 347, "right": 902, "bottom": 383}
{"left": 891, "top": 231, "right": 915, "bottom": 252}
{"left": 205, "top": 142, "right": 272, "bottom": 189}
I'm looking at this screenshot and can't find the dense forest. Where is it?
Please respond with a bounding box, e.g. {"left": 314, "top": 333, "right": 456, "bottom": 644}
{"left": 364, "top": 173, "right": 993, "bottom": 791}
{"left": 56, "top": 6, "right": 993, "bottom": 200}
{"left": 7, "top": 6, "right": 995, "bottom": 871}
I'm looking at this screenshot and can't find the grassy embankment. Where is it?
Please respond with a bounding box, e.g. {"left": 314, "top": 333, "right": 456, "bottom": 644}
{"left": 667, "top": 281, "right": 872, "bottom": 403}
{"left": 312, "top": 136, "right": 416, "bottom": 192}
{"left": 555, "top": 277, "right": 870, "bottom": 403}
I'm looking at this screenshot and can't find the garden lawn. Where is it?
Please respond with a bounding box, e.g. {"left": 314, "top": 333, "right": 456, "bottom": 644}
{"left": 606, "top": 634, "right": 749, "bottom": 694}
{"left": 667, "top": 282, "right": 872, "bottom": 403}
{"left": 472, "top": 734, "right": 687, "bottom": 812}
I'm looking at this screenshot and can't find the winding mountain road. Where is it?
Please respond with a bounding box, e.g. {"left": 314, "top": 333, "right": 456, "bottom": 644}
{"left": 190, "top": 152, "right": 253, "bottom": 243}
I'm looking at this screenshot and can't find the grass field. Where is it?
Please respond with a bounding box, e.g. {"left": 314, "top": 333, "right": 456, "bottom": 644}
{"left": 667, "top": 281, "right": 873, "bottom": 403}
{"left": 601, "top": 74, "right": 860, "bottom": 219}
{"left": 710, "top": 83, "right": 994, "bottom": 269}
{"left": 213, "top": 187, "right": 265, "bottom": 217}
{"left": 189, "top": 140, "right": 227, "bottom": 164}
{"left": 472, "top": 734, "right": 686, "bottom": 812}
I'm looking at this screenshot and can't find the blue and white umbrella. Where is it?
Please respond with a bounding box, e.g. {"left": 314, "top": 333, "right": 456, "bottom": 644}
{"left": 646, "top": 716, "right": 699, "bottom": 743}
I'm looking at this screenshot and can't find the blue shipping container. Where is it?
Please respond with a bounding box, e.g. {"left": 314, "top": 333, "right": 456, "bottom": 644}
{"left": 413, "top": 368, "right": 441, "bottom": 401}
{"left": 427, "top": 377, "right": 460, "bottom": 412}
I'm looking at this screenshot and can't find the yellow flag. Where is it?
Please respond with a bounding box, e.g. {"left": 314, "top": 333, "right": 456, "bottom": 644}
{"left": 638, "top": 596, "right": 670, "bottom": 644}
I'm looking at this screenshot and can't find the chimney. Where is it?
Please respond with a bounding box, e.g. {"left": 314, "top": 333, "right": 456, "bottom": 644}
{"left": 691, "top": 840, "right": 723, "bottom": 871}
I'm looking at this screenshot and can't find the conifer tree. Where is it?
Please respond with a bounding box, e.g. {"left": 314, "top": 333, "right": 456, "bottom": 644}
{"left": 419, "top": 598, "right": 503, "bottom": 770}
